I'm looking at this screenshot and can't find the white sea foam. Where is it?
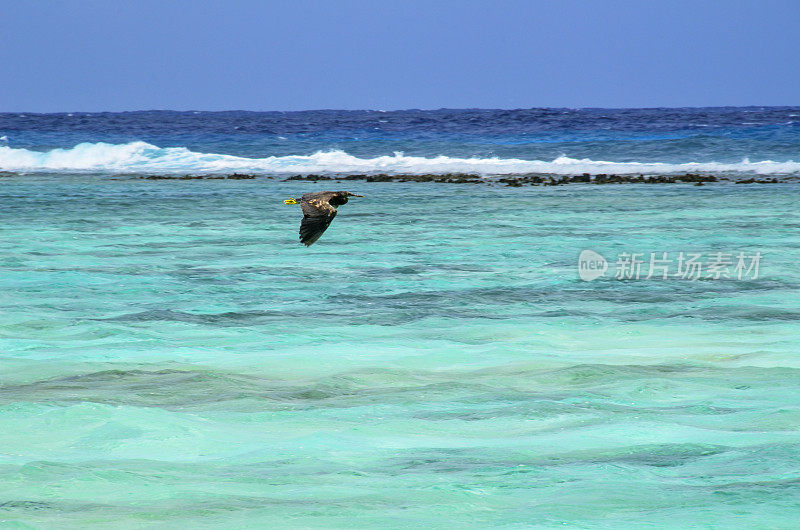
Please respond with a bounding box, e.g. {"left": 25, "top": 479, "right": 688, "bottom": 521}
{"left": 0, "top": 141, "right": 798, "bottom": 176}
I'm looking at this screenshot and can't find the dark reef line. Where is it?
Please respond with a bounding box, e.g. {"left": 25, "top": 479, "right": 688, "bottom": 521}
{"left": 0, "top": 170, "right": 793, "bottom": 186}
{"left": 129, "top": 172, "right": 795, "bottom": 186}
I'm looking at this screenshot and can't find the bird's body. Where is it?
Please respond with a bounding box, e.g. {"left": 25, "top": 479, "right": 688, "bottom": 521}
{"left": 285, "top": 191, "right": 364, "bottom": 246}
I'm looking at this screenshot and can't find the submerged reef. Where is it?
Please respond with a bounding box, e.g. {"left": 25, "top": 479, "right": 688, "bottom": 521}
{"left": 137, "top": 173, "right": 260, "bottom": 180}
{"left": 282, "top": 172, "right": 793, "bottom": 186}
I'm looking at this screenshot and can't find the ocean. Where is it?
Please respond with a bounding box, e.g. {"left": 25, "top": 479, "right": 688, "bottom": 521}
{"left": 1, "top": 108, "right": 799, "bottom": 528}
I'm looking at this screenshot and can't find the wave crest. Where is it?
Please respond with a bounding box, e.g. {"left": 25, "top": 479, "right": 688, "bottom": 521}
{"left": 1, "top": 141, "right": 799, "bottom": 175}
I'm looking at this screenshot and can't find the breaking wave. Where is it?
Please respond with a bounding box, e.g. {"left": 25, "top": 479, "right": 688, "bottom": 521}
{"left": 1, "top": 141, "right": 799, "bottom": 176}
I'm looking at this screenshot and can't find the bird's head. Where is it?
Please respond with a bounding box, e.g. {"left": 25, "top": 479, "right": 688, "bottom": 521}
{"left": 331, "top": 191, "right": 364, "bottom": 206}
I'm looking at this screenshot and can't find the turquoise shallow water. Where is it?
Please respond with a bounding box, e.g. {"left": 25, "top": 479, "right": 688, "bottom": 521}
{"left": 1, "top": 177, "right": 800, "bottom": 528}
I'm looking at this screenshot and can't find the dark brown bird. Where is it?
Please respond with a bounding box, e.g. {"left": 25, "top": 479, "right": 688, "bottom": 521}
{"left": 284, "top": 191, "right": 364, "bottom": 246}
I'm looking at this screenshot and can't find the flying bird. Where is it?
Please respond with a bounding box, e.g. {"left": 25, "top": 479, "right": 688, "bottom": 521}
{"left": 284, "top": 191, "right": 364, "bottom": 246}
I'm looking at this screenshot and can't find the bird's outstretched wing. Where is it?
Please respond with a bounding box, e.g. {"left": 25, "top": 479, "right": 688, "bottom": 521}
{"left": 299, "top": 195, "right": 337, "bottom": 246}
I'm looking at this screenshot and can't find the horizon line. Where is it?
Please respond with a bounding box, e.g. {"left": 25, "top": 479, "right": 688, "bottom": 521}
{"left": 2, "top": 104, "right": 799, "bottom": 115}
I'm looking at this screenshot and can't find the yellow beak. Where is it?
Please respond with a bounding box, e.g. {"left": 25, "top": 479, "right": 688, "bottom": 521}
{"left": 284, "top": 198, "right": 298, "bottom": 205}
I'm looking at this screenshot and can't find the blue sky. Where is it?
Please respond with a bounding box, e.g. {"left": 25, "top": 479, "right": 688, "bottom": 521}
{"left": 1, "top": 0, "right": 797, "bottom": 111}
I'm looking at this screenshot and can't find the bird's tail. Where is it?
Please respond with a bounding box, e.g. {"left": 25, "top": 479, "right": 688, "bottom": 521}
{"left": 284, "top": 198, "right": 299, "bottom": 205}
